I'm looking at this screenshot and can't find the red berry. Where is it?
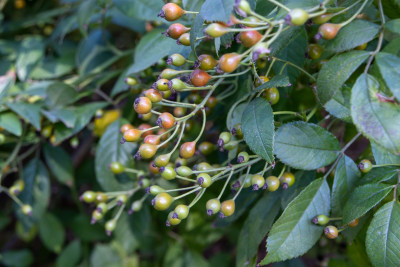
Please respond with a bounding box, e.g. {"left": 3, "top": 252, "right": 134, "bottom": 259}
{"left": 316, "top": 23, "right": 341, "bottom": 40}
{"left": 138, "top": 123, "right": 153, "bottom": 138}
{"left": 238, "top": 29, "right": 262, "bottom": 47}
{"left": 217, "top": 53, "right": 242, "bottom": 73}
{"left": 190, "top": 69, "right": 211, "bottom": 87}
{"left": 144, "top": 135, "right": 160, "bottom": 145}
{"left": 157, "top": 112, "right": 175, "bottom": 129}
{"left": 180, "top": 142, "right": 196, "bottom": 159}
{"left": 167, "top": 23, "right": 189, "bottom": 39}
{"left": 134, "top": 97, "right": 152, "bottom": 114}
{"left": 159, "top": 3, "right": 184, "bottom": 22}
{"left": 123, "top": 128, "right": 141, "bottom": 142}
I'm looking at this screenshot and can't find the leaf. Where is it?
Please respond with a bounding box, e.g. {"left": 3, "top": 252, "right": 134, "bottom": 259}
{"left": 316, "top": 51, "right": 369, "bottom": 105}
{"left": 6, "top": 102, "right": 42, "bottom": 130}
{"left": 77, "top": 0, "right": 97, "bottom": 34}
{"left": 226, "top": 102, "right": 247, "bottom": 130}
{"left": 331, "top": 156, "right": 361, "bottom": 217}
{"left": 113, "top": 0, "right": 163, "bottom": 21}
{"left": 114, "top": 213, "right": 139, "bottom": 254}
{"left": 261, "top": 178, "right": 330, "bottom": 264}
{"left": 236, "top": 192, "right": 281, "bottom": 266}
{"left": 90, "top": 244, "right": 122, "bottom": 267}
{"left": 241, "top": 98, "right": 274, "bottom": 163}
{"left": 351, "top": 74, "right": 400, "bottom": 154}
{"left": 0, "top": 75, "right": 14, "bottom": 102}
{"left": 375, "top": 52, "right": 400, "bottom": 101}
{"left": 127, "top": 29, "right": 176, "bottom": 74}
{"left": 281, "top": 171, "right": 315, "bottom": 209}
{"left": 325, "top": 20, "right": 379, "bottom": 53}
{"left": 42, "top": 108, "right": 76, "bottom": 128}
{"left": 342, "top": 183, "right": 393, "bottom": 224}
{"left": 45, "top": 82, "right": 78, "bottom": 108}
{"left": 372, "top": 142, "right": 400, "bottom": 165}
{"left": 95, "top": 120, "right": 137, "bottom": 191}
{"left": 68, "top": 214, "right": 107, "bottom": 242}
{"left": 56, "top": 240, "right": 82, "bottom": 267}
{"left": 110, "top": 69, "right": 130, "bottom": 97}
{"left": 274, "top": 121, "right": 340, "bottom": 170}
{"left": 38, "top": 212, "right": 65, "bottom": 253}
{"left": 385, "top": 18, "right": 400, "bottom": 34}
{"left": 0, "top": 249, "right": 33, "bottom": 267}
{"left": 254, "top": 75, "right": 290, "bottom": 92}
{"left": 358, "top": 167, "right": 399, "bottom": 185}
{"left": 43, "top": 144, "right": 74, "bottom": 186}
{"left": 199, "top": 0, "right": 235, "bottom": 22}
{"left": 0, "top": 112, "right": 22, "bottom": 136}
{"left": 190, "top": 14, "right": 204, "bottom": 59}
{"left": 31, "top": 55, "right": 75, "bottom": 79}
{"left": 16, "top": 36, "right": 45, "bottom": 81}
{"left": 324, "top": 84, "right": 352, "bottom": 122}
{"left": 366, "top": 201, "right": 400, "bottom": 267}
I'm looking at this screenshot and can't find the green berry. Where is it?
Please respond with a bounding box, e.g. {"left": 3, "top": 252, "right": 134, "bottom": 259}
{"left": 167, "top": 211, "right": 181, "bottom": 226}
{"left": 109, "top": 162, "right": 125, "bottom": 174}
{"left": 197, "top": 173, "right": 212, "bottom": 188}
{"left": 81, "top": 191, "right": 97, "bottom": 203}
{"left": 116, "top": 194, "right": 128, "bottom": 205}
{"left": 21, "top": 205, "right": 32, "bottom": 216}
{"left": 265, "top": 176, "right": 280, "bottom": 192}
{"left": 324, "top": 225, "right": 338, "bottom": 239}
{"left": 174, "top": 204, "right": 189, "bottom": 220}
{"left": 153, "top": 192, "right": 173, "bottom": 211}
{"left": 251, "top": 174, "right": 265, "bottom": 190}
{"left": 287, "top": 8, "right": 309, "bottom": 26}
{"left": 130, "top": 201, "right": 142, "bottom": 213}
{"left": 206, "top": 198, "right": 221, "bottom": 215}
{"left": 312, "top": 214, "right": 329, "bottom": 225}
{"left": 155, "top": 154, "right": 171, "bottom": 167}
{"left": 105, "top": 220, "right": 117, "bottom": 236}
{"left": 97, "top": 203, "right": 108, "bottom": 214}
{"left": 220, "top": 199, "right": 235, "bottom": 217}
{"left": 149, "top": 185, "right": 165, "bottom": 196}
{"left": 237, "top": 151, "right": 249, "bottom": 163}
{"left": 161, "top": 166, "right": 177, "bottom": 180}
{"left": 176, "top": 166, "right": 193, "bottom": 177}
{"left": 358, "top": 159, "right": 372, "bottom": 173}
{"left": 280, "top": 172, "right": 295, "bottom": 189}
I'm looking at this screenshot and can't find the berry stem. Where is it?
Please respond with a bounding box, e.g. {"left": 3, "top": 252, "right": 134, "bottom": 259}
{"left": 372, "top": 164, "right": 400, "bottom": 168}
{"left": 188, "top": 188, "right": 206, "bottom": 208}
{"left": 158, "top": 123, "right": 181, "bottom": 148}
{"left": 114, "top": 203, "right": 126, "bottom": 222}
{"left": 272, "top": 56, "right": 316, "bottom": 81}
{"left": 160, "top": 99, "right": 196, "bottom": 108}
{"left": 165, "top": 185, "right": 199, "bottom": 192}
{"left": 140, "top": 125, "right": 160, "bottom": 133}
{"left": 194, "top": 109, "right": 206, "bottom": 143}
{"left": 175, "top": 175, "right": 197, "bottom": 183}
{"left": 166, "top": 123, "right": 185, "bottom": 155}
{"left": 266, "top": 0, "right": 291, "bottom": 12}
{"left": 218, "top": 169, "right": 234, "bottom": 200}
{"left": 183, "top": 10, "right": 198, "bottom": 14}
{"left": 174, "top": 187, "right": 201, "bottom": 200}
{"left": 249, "top": 10, "right": 273, "bottom": 24}
{"left": 339, "top": 0, "right": 369, "bottom": 27}
{"left": 277, "top": 165, "right": 286, "bottom": 179}
{"left": 233, "top": 165, "right": 251, "bottom": 201}
{"left": 150, "top": 110, "right": 162, "bottom": 115}
{"left": 0, "top": 185, "right": 24, "bottom": 207}
{"left": 212, "top": 68, "right": 251, "bottom": 78}
{"left": 227, "top": 26, "right": 270, "bottom": 32}
{"left": 125, "top": 168, "right": 143, "bottom": 174}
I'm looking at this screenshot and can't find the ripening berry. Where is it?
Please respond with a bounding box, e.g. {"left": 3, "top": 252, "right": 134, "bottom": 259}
{"left": 154, "top": 79, "right": 170, "bottom": 91}
{"left": 134, "top": 97, "right": 152, "bottom": 114}
{"left": 206, "top": 198, "right": 221, "bottom": 215}
{"left": 265, "top": 176, "right": 280, "bottom": 192}
{"left": 167, "top": 23, "right": 189, "bottom": 39}
{"left": 206, "top": 96, "right": 218, "bottom": 109}
{"left": 120, "top": 123, "right": 134, "bottom": 134}
{"left": 197, "top": 54, "right": 218, "bottom": 71}
{"left": 155, "top": 154, "right": 171, "bottom": 167}
{"left": 173, "top": 107, "right": 187, "bottom": 117}
{"left": 262, "top": 88, "right": 279, "bottom": 105}
{"left": 235, "top": 0, "right": 251, "bottom": 16}
{"left": 157, "top": 112, "right": 175, "bottom": 129}
{"left": 122, "top": 128, "right": 141, "bottom": 143}
{"left": 144, "top": 89, "right": 163, "bottom": 103}
{"left": 238, "top": 29, "right": 262, "bottom": 47}
{"left": 313, "top": 13, "right": 333, "bottom": 24}
{"left": 167, "top": 211, "right": 181, "bottom": 226}
{"left": 308, "top": 44, "right": 323, "bottom": 60}
{"left": 105, "top": 220, "right": 117, "bottom": 236}
{"left": 174, "top": 204, "right": 189, "bottom": 220}
{"left": 312, "top": 214, "right": 329, "bottom": 225}
{"left": 199, "top": 141, "right": 215, "bottom": 155}
{"left": 81, "top": 191, "right": 97, "bottom": 203}
{"left": 144, "top": 135, "right": 160, "bottom": 145}
{"left": 109, "top": 162, "right": 125, "bottom": 174}
{"left": 197, "top": 173, "right": 212, "bottom": 188}
{"left": 286, "top": 8, "right": 309, "bottom": 26}
{"left": 280, "top": 172, "right": 295, "bottom": 189}
{"left": 180, "top": 142, "right": 196, "bottom": 159}
{"left": 167, "top": 53, "right": 186, "bottom": 66}
{"left": 220, "top": 199, "right": 235, "bottom": 217}
{"left": 204, "top": 23, "right": 229, "bottom": 38}
{"left": 159, "top": 3, "right": 184, "bottom": 21}
{"left": 190, "top": 69, "right": 211, "bottom": 87}
{"left": 177, "top": 33, "right": 190, "bottom": 46}
{"left": 149, "top": 161, "right": 160, "bottom": 174}
{"left": 358, "top": 159, "right": 372, "bottom": 173}
{"left": 316, "top": 23, "right": 341, "bottom": 40}
{"left": 153, "top": 192, "right": 173, "bottom": 210}
{"left": 138, "top": 143, "right": 158, "bottom": 159}
{"left": 251, "top": 174, "right": 265, "bottom": 190}
{"left": 324, "top": 225, "right": 338, "bottom": 239}
{"left": 217, "top": 53, "right": 242, "bottom": 73}
{"left": 348, "top": 218, "right": 359, "bottom": 227}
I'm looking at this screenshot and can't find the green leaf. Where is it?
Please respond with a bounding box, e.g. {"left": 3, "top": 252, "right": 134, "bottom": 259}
{"left": 372, "top": 142, "right": 400, "bottom": 165}
{"left": 0, "top": 249, "right": 33, "bottom": 267}
{"left": 375, "top": 52, "right": 400, "bottom": 101}
{"left": 42, "top": 108, "right": 76, "bottom": 128}
{"left": 331, "top": 156, "right": 361, "bottom": 217}
{"left": 325, "top": 20, "right": 379, "bottom": 53}
{"left": 351, "top": 74, "right": 400, "bottom": 154}
{"left": 261, "top": 178, "right": 330, "bottom": 264}
{"left": 38, "top": 212, "right": 65, "bottom": 253}
{"left": 43, "top": 144, "right": 74, "bottom": 186}
{"left": 366, "top": 201, "right": 400, "bottom": 267}
{"left": 236, "top": 192, "right": 281, "bottom": 266}
{"left": 110, "top": 69, "right": 130, "bottom": 97}
{"left": 6, "top": 102, "right": 42, "bottom": 130}
{"left": 226, "top": 102, "right": 247, "bottom": 130}
{"left": 317, "top": 51, "right": 369, "bottom": 105}
{"left": 382, "top": 0, "right": 400, "bottom": 19}
{"left": 45, "top": 82, "right": 78, "bottom": 108}
{"left": 68, "top": 214, "right": 107, "bottom": 242}
{"left": 342, "top": 183, "right": 393, "bottom": 224}
{"left": 114, "top": 0, "right": 163, "bottom": 21}
{"left": 90, "top": 244, "right": 122, "bottom": 267}
{"left": 16, "top": 36, "right": 45, "bottom": 81}
{"left": 281, "top": 171, "right": 315, "bottom": 209}
{"left": 358, "top": 167, "right": 399, "bottom": 185}
{"left": 114, "top": 213, "right": 139, "bottom": 254}
{"left": 56, "top": 240, "right": 82, "bottom": 267}
{"left": 190, "top": 14, "right": 204, "bottom": 59}
{"left": 95, "top": 120, "right": 136, "bottom": 191}
{"left": 199, "top": 0, "right": 235, "bottom": 22}
{"left": 241, "top": 98, "right": 274, "bottom": 163}
{"left": 274, "top": 121, "right": 340, "bottom": 170}
{"left": 0, "top": 75, "right": 13, "bottom": 102}
{"left": 77, "top": 0, "right": 97, "bottom": 34}
{"left": 0, "top": 112, "right": 22, "bottom": 136}
{"left": 254, "top": 75, "right": 290, "bottom": 92}
{"left": 31, "top": 55, "right": 75, "bottom": 80}
{"left": 324, "top": 84, "right": 352, "bottom": 122}
{"left": 385, "top": 18, "right": 400, "bottom": 34}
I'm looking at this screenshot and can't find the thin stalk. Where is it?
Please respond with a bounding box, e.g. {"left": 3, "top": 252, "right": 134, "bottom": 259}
{"left": 194, "top": 109, "right": 206, "bottom": 143}
{"left": 218, "top": 169, "right": 234, "bottom": 200}
{"left": 188, "top": 188, "right": 206, "bottom": 208}
{"left": 233, "top": 166, "right": 251, "bottom": 201}
{"left": 158, "top": 123, "right": 181, "bottom": 148}
{"left": 339, "top": 0, "right": 369, "bottom": 27}
{"left": 174, "top": 187, "right": 201, "bottom": 200}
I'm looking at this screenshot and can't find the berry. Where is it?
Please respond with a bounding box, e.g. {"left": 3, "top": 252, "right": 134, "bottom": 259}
{"left": 154, "top": 192, "right": 173, "bottom": 210}
{"left": 120, "top": 123, "right": 134, "bottom": 134}
{"left": 159, "top": 69, "right": 182, "bottom": 79}
{"left": 316, "top": 23, "right": 341, "bottom": 40}
{"left": 167, "top": 211, "right": 181, "bottom": 226}
{"left": 313, "top": 13, "right": 333, "bottom": 24}
{"left": 116, "top": 194, "right": 128, "bottom": 205}
{"left": 358, "top": 159, "right": 372, "bottom": 173}
{"left": 140, "top": 178, "right": 150, "bottom": 188}
{"left": 251, "top": 174, "right": 265, "bottom": 190}
{"left": 177, "top": 33, "right": 190, "bottom": 46}
{"left": 196, "top": 162, "right": 212, "bottom": 172}
{"left": 109, "top": 162, "right": 125, "bottom": 174}
{"left": 242, "top": 16, "right": 261, "bottom": 27}
{"left": 235, "top": 0, "right": 251, "bottom": 16}
{"left": 122, "top": 128, "right": 141, "bottom": 143}
{"left": 243, "top": 175, "right": 252, "bottom": 188}
{"left": 105, "top": 220, "right": 117, "bottom": 236}
{"left": 21, "top": 205, "right": 32, "bottom": 216}
{"left": 206, "top": 96, "right": 218, "bottom": 109}
{"left": 144, "top": 89, "right": 163, "bottom": 103}
{"left": 155, "top": 154, "right": 171, "bottom": 167}
{"left": 175, "top": 157, "right": 187, "bottom": 167}
{"left": 149, "top": 185, "right": 164, "bottom": 196}
{"left": 262, "top": 88, "right": 279, "bottom": 105}
{"left": 238, "top": 29, "right": 262, "bottom": 47}
{"left": 167, "top": 23, "right": 189, "bottom": 39}
{"left": 91, "top": 210, "right": 103, "bottom": 223}
{"left": 161, "top": 166, "right": 177, "bottom": 180}
{"left": 138, "top": 143, "right": 158, "bottom": 159}
{"left": 149, "top": 161, "right": 160, "bottom": 174}
{"left": 286, "top": 8, "right": 309, "bottom": 26}
{"left": 204, "top": 23, "right": 229, "bottom": 38}
{"left": 41, "top": 125, "right": 53, "bottom": 138}
{"left": 167, "top": 53, "right": 186, "bottom": 66}
{"left": 144, "top": 135, "right": 160, "bottom": 145}
{"left": 96, "top": 203, "right": 108, "bottom": 214}
{"left": 154, "top": 79, "right": 170, "bottom": 91}
{"left": 70, "top": 136, "right": 79, "bottom": 148}
{"left": 206, "top": 198, "right": 221, "bottom": 215}
{"left": 190, "top": 69, "right": 212, "bottom": 87}
{"left": 265, "top": 176, "right": 280, "bottom": 192}
{"left": 220, "top": 199, "right": 235, "bottom": 217}
{"left": 173, "top": 107, "right": 187, "bottom": 117}
{"left": 254, "top": 75, "right": 269, "bottom": 87}
{"left": 138, "top": 123, "right": 153, "bottom": 138}
{"left": 308, "top": 44, "right": 323, "bottom": 60}
{"left": 348, "top": 218, "right": 359, "bottom": 227}
{"left": 197, "top": 173, "right": 212, "bottom": 188}
{"left": 199, "top": 141, "right": 215, "bottom": 155}
{"left": 280, "top": 172, "right": 295, "bottom": 189}
{"left": 180, "top": 142, "right": 196, "bottom": 159}
{"left": 95, "top": 192, "right": 108, "bottom": 203}
{"left": 168, "top": 78, "right": 189, "bottom": 91}
{"left": 81, "top": 191, "right": 96, "bottom": 203}
{"left": 197, "top": 54, "right": 218, "bottom": 71}
{"left": 224, "top": 141, "right": 238, "bottom": 151}
{"left": 355, "top": 43, "right": 367, "bottom": 50}
{"left": 237, "top": 151, "right": 249, "bottom": 163}
{"left": 177, "top": 166, "right": 193, "bottom": 177}
{"left": 232, "top": 123, "right": 244, "bottom": 139}
{"left": 312, "top": 214, "right": 329, "bottom": 225}
{"left": 125, "top": 77, "right": 137, "bottom": 86}
{"left": 217, "top": 53, "right": 242, "bottom": 73}
{"left": 157, "top": 112, "right": 175, "bottom": 129}
{"left": 129, "top": 201, "right": 142, "bottom": 213}
{"left": 324, "top": 225, "right": 338, "bottom": 239}
{"left": 218, "top": 132, "right": 232, "bottom": 148}
{"left": 9, "top": 180, "right": 24, "bottom": 196}
{"left": 134, "top": 97, "right": 152, "bottom": 114}
{"left": 159, "top": 3, "right": 184, "bottom": 21}
{"left": 139, "top": 112, "right": 152, "bottom": 121}
{"left": 174, "top": 204, "right": 189, "bottom": 219}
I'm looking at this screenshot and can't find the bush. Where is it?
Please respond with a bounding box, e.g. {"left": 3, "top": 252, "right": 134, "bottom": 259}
{"left": 1, "top": 0, "right": 400, "bottom": 266}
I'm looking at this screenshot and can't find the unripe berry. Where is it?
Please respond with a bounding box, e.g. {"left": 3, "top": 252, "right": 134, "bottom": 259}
{"left": 95, "top": 192, "right": 108, "bottom": 203}
{"left": 134, "top": 97, "right": 152, "bottom": 114}
{"left": 21, "top": 204, "right": 32, "bottom": 216}
{"left": 206, "top": 198, "right": 221, "bottom": 215}
{"left": 265, "top": 176, "right": 280, "bottom": 192}
{"left": 232, "top": 123, "right": 244, "bottom": 139}
{"left": 280, "top": 172, "right": 295, "bottom": 189}
{"left": 243, "top": 175, "right": 252, "bottom": 188}
{"left": 167, "top": 211, "right": 181, "bottom": 226}
{"left": 159, "top": 3, "right": 184, "bottom": 21}
{"left": 109, "top": 162, "right": 125, "bottom": 174}
{"left": 161, "top": 166, "right": 177, "bottom": 180}
{"left": 206, "top": 96, "right": 218, "bottom": 109}
{"left": 236, "top": 0, "right": 251, "bottom": 16}
{"left": 138, "top": 143, "right": 158, "bottom": 159}
{"left": 308, "top": 44, "right": 323, "bottom": 60}
{"left": 153, "top": 192, "right": 173, "bottom": 210}
{"left": 173, "top": 107, "right": 187, "bottom": 117}
{"left": 324, "top": 225, "right": 338, "bottom": 239}
{"left": 159, "top": 69, "right": 181, "bottom": 80}
{"left": 286, "top": 8, "right": 309, "bottom": 26}
{"left": 238, "top": 29, "right": 262, "bottom": 47}
{"left": 348, "top": 218, "right": 359, "bottom": 227}
{"left": 122, "top": 128, "right": 141, "bottom": 143}
{"left": 155, "top": 154, "right": 171, "bottom": 167}
{"left": 81, "top": 191, "right": 97, "bottom": 203}
{"left": 176, "top": 166, "right": 193, "bottom": 177}
{"left": 9, "top": 180, "right": 24, "bottom": 196}
{"left": 129, "top": 201, "right": 142, "bottom": 214}
{"left": 313, "top": 13, "right": 333, "bottom": 24}
{"left": 120, "top": 123, "right": 134, "bottom": 134}
{"left": 217, "top": 53, "right": 242, "bottom": 73}
{"left": 96, "top": 203, "right": 108, "bottom": 214}
{"left": 218, "top": 131, "right": 232, "bottom": 148}
{"left": 140, "top": 178, "right": 150, "bottom": 188}
{"left": 144, "top": 135, "right": 160, "bottom": 145}
{"left": 105, "top": 220, "right": 117, "bottom": 236}
{"left": 154, "top": 79, "right": 170, "bottom": 91}
{"left": 180, "top": 142, "right": 196, "bottom": 159}
{"left": 251, "top": 174, "right": 265, "bottom": 190}
{"left": 174, "top": 204, "right": 189, "bottom": 220}
{"left": 116, "top": 194, "right": 128, "bottom": 205}
{"left": 242, "top": 16, "right": 261, "bottom": 27}
{"left": 125, "top": 77, "right": 137, "bottom": 86}
{"left": 167, "top": 23, "right": 189, "bottom": 39}
{"left": 197, "top": 173, "right": 212, "bottom": 188}
{"left": 167, "top": 53, "right": 186, "bottom": 66}
{"left": 149, "top": 185, "right": 165, "bottom": 196}
{"left": 196, "top": 54, "right": 218, "bottom": 71}
{"left": 237, "top": 151, "right": 249, "bottom": 163}
{"left": 220, "top": 199, "right": 235, "bottom": 217}
{"left": 358, "top": 159, "right": 372, "bottom": 173}
{"left": 144, "top": 89, "right": 163, "bottom": 103}
{"left": 199, "top": 141, "right": 215, "bottom": 155}
{"left": 262, "top": 87, "right": 280, "bottom": 105}
{"left": 177, "top": 33, "right": 190, "bottom": 46}
{"left": 41, "top": 125, "right": 53, "bottom": 138}
{"left": 190, "top": 69, "right": 211, "bottom": 87}
{"left": 316, "top": 23, "right": 341, "bottom": 40}
{"left": 312, "top": 214, "right": 329, "bottom": 225}
{"left": 255, "top": 75, "right": 269, "bottom": 87}
{"left": 175, "top": 157, "right": 187, "bottom": 167}
{"left": 195, "top": 162, "right": 212, "bottom": 172}
{"left": 204, "top": 23, "right": 229, "bottom": 38}
{"left": 168, "top": 78, "right": 189, "bottom": 91}
{"left": 355, "top": 43, "right": 367, "bottom": 50}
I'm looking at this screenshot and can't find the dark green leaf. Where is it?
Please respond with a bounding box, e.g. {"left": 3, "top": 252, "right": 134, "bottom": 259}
{"left": 31, "top": 55, "right": 75, "bottom": 79}
{"left": 43, "top": 144, "right": 74, "bottom": 186}
{"left": 95, "top": 120, "right": 136, "bottom": 191}
{"left": 46, "top": 82, "right": 78, "bottom": 108}
{"left": 254, "top": 75, "right": 290, "bottom": 92}
{"left": 226, "top": 102, "right": 247, "bottom": 130}
{"left": 0, "top": 112, "right": 22, "bottom": 136}
{"left": 42, "top": 108, "right": 76, "bottom": 128}
{"left": 366, "top": 201, "right": 400, "bottom": 267}
{"left": 372, "top": 142, "right": 400, "bottom": 165}
{"left": 375, "top": 52, "right": 400, "bottom": 101}
{"left": 323, "top": 84, "right": 352, "bottom": 122}
{"left": 342, "top": 214, "right": 369, "bottom": 242}
{"left": 383, "top": 37, "right": 400, "bottom": 56}
{"left": 271, "top": 258, "right": 306, "bottom": 267}
{"left": 16, "top": 36, "right": 44, "bottom": 81}
{"left": 236, "top": 192, "right": 281, "bottom": 266}
{"left": 241, "top": 98, "right": 274, "bottom": 163}
{"left": 190, "top": 14, "right": 204, "bottom": 59}
{"left": 90, "top": 244, "right": 122, "bottom": 267}
{"left": 261, "top": 178, "right": 330, "bottom": 264}
{"left": 114, "top": 0, "right": 163, "bottom": 21}
{"left": 6, "top": 102, "right": 41, "bottom": 130}
{"left": 385, "top": 18, "right": 400, "bottom": 34}
{"left": 77, "top": 0, "right": 97, "bottom": 34}
{"left": 38, "top": 213, "right": 65, "bottom": 253}
{"left": 382, "top": 0, "right": 400, "bottom": 19}
{"left": 281, "top": 171, "right": 315, "bottom": 209}
{"left": 110, "top": 69, "right": 130, "bottom": 97}
{"left": 331, "top": 156, "right": 361, "bottom": 216}
{"left": 199, "top": 0, "right": 235, "bottom": 22}
{"left": 56, "top": 240, "right": 82, "bottom": 267}
{"left": 0, "top": 75, "right": 13, "bottom": 102}
{"left": 68, "top": 214, "right": 107, "bottom": 242}
{"left": 114, "top": 213, "right": 139, "bottom": 254}
{"left": 325, "top": 20, "right": 379, "bottom": 53}
{"left": 274, "top": 121, "right": 340, "bottom": 170}
{"left": 358, "top": 167, "right": 399, "bottom": 185}
{"left": 1, "top": 249, "right": 33, "bottom": 267}
{"left": 317, "top": 51, "right": 369, "bottom": 105}
{"left": 342, "top": 183, "right": 393, "bottom": 224}
{"left": 351, "top": 74, "right": 400, "bottom": 154}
